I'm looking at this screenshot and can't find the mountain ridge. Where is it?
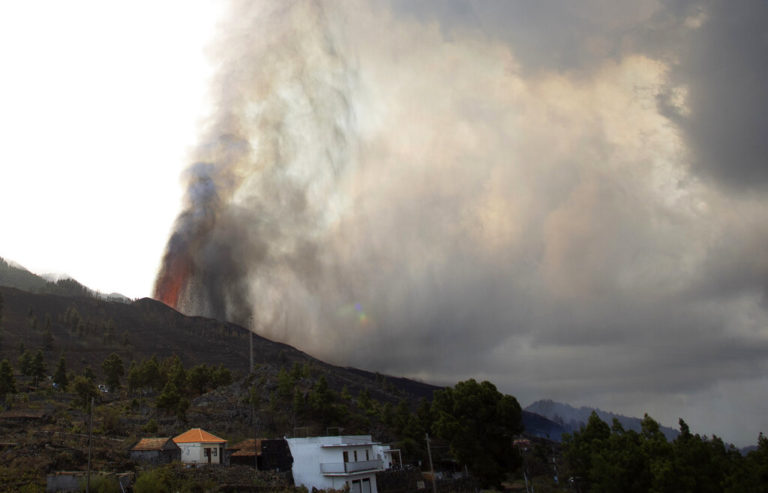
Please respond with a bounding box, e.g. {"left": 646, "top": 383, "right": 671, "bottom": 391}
{"left": 525, "top": 398, "right": 680, "bottom": 441}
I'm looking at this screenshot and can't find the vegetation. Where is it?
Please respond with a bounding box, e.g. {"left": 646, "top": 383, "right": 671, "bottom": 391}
{"left": 0, "top": 283, "right": 766, "bottom": 492}
{"left": 101, "top": 353, "right": 124, "bottom": 392}
{"left": 0, "top": 359, "right": 15, "bottom": 397}
{"left": 53, "top": 355, "right": 68, "bottom": 389}
{"left": 432, "top": 379, "right": 523, "bottom": 488}
{"left": 562, "top": 411, "right": 768, "bottom": 493}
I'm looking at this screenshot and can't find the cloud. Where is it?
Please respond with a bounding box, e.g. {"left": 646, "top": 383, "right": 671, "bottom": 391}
{"left": 659, "top": 1, "right": 768, "bottom": 189}
{"left": 156, "top": 0, "right": 768, "bottom": 445}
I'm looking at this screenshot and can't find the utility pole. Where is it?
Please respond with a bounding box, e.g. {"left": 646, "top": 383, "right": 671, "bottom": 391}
{"left": 249, "top": 316, "right": 254, "bottom": 374}
{"left": 425, "top": 433, "right": 437, "bottom": 493}
{"left": 86, "top": 396, "right": 94, "bottom": 493}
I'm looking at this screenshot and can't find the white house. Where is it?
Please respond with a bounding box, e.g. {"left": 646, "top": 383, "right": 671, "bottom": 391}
{"left": 286, "top": 435, "right": 391, "bottom": 493}
{"left": 173, "top": 428, "right": 227, "bottom": 465}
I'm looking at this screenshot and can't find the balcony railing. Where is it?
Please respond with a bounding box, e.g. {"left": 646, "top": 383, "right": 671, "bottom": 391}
{"left": 320, "top": 459, "right": 384, "bottom": 475}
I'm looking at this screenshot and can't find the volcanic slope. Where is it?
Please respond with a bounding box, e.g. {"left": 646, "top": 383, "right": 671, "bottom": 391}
{"left": 0, "top": 284, "right": 565, "bottom": 440}
{"left": 0, "top": 285, "right": 438, "bottom": 403}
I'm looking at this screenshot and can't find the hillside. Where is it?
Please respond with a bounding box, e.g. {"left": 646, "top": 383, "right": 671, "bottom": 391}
{"left": 0, "top": 285, "right": 441, "bottom": 406}
{"left": 0, "top": 257, "right": 129, "bottom": 302}
{"left": 525, "top": 399, "right": 679, "bottom": 441}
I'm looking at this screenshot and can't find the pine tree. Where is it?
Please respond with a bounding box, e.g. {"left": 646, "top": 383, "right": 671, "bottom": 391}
{"left": 53, "top": 356, "right": 68, "bottom": 390}
{"left": 17, "top": 350, "right": 32, "bottom": 376}
{"left": 0, "top": 359, "right": 16, "bottom": 397}
{"left": 102, "top": 353, "right": 125, "bottom": 392}
{"left": 30, "top": 350, "right": 47, "bottom": 386}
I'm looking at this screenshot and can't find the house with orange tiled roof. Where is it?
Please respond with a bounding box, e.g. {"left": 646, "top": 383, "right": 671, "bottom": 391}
{"left": 173, "top": 428, "right": 227, "bottom": 465}
{"left": 129, "top": 437, "right": 180, "bottom": 464}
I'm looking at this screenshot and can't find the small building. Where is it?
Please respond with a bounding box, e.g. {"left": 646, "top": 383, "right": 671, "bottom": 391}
{"left": 227, "top": 438, "right": 260, "bottom": 467}
{"left": 129, "top": 437, "right": 181, "bottom": 465}
{"left": 173, "top": 428, "right": 227, "bottom": 465}
{"left": 372, "top": 444, "right": 399, "bottom": 470}
{"left": 286, "top": 435, "right": 389, "bottom": 493}
{"left": 261, "top": 438, "right": 294, "bottom": 471}
{"left": 227, "top": 438, "right": 294, "bottom": 470}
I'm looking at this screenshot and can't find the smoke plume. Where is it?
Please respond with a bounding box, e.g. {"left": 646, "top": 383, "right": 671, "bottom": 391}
{"left": 155, "top": 0, "right": 768, "bottom": 445}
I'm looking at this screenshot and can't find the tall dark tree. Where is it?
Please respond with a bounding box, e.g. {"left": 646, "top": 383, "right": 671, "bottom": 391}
{"left": 30, "top": 350, "right": 47, "bottom": 386}
{"left": 432, "top": 379, "right": 523, "bottom": 488}
{"left": 102, "top": 353, "right": 125, "bottom": 392}
{"left": 17, "top": 350, "right": 32, "bottom": 376}
{"left": 187, "top": 364, "right": 211, "bottom": 396}
{"left": 53, "top": 356, "right": 68, "bottom": 390}
{"left": 0, "top": 359, "right": 16, "bottom": 397}
{"left": 72, "top": 375, "right": 98, "bottom": 410}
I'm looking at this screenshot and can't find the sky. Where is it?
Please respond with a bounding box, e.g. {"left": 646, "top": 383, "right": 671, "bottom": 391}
{"left": 0, "top": 0, "right": 220, "bottom": 295}
{"left": 3, "top": 0, "right": 768, "bottom": 446}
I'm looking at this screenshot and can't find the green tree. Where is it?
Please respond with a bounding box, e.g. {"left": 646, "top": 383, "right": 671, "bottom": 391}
{"left": 164, "top": 355, "right": 187, "bottom": 390}
{"left": 53, "top": 356, "right": 68, "bottom": 390}
{"left": 17, "top": 350, "right": 32, "bottom": 376}
{"left": 30, "top": 349, "right": 46, "bottom": 386}
{"left": 156, "top": 381, "right": 182, "bottom": 417}
{"left": 0, "top": 359, "right": 16, "bottom": 397}
{"left": 72, "top": 375, "right": 98, "bottom": 410}
{"left": 431, "top": 379, "right": 523, "bottom": 488}
{"left": 211, "top": 364, "right": 232, "bottom": 388}
{"left": 101, "top": 353, "right": 125, "bottom": 392}
{"left": 277, "top": 368, "right": 293, "bottom": 400}
{"left": 187, "top": 364, "right": 211, "bottom": 396}
{"left": 139, "top": 356, "right": 163, "bottom": 391}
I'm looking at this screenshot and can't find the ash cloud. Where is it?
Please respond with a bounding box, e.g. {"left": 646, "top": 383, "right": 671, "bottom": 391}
{"left": 156, "top": 0, "right": 768, "bottom": 445}
{"left": 659, "top": 1, "right": 768, "bottom": 190}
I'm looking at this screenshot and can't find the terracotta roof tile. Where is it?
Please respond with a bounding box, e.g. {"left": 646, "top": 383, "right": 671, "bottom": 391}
{"left": 131, "top": 437, "right": 174, "bottom": 451}
{"left": 173, "top": 428, "right": 226, "bottom": 444}
{"left": 230, "top": 438, "right": 263, "bottom": 457}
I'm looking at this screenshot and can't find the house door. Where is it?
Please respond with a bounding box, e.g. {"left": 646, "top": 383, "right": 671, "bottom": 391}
{"left": 350, "top": 479, "right": 362, "bottom": 493}
{"left": 362, "top": 478, "right": 372, "bottom": 493}
{"left": 205, "top": 448, "right": 211, "bottom": 464}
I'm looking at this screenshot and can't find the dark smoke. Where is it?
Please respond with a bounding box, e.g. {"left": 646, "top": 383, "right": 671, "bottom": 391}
{"left": 154, "top": 0, "right": 768, "bottom": 445}
{"left": 155, "top": 0, "right": 358, "bottom": 327}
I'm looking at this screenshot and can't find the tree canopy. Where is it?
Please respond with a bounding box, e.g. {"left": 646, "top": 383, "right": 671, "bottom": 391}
{"left": 563, "top": 411, "right": 768, "bottom": 493}
{"left": 432, "top": 379, "right": 523, "bottom": 487}
{"left": 102, "top": 353, "right": 125, "bottom": 392}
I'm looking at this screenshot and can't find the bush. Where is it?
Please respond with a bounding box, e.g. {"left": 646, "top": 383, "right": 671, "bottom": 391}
{"left": 79, "top": 474, "right": 121, "bottom": 493}
{"left": 143, "top": 418, "right": 158, "bottom": 434}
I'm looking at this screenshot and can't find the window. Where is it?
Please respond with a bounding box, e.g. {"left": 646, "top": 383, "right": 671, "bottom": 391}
{"left": 213, "top": 448, "right": 217, "bottom": 456}
{"left": 365, "top": 450, "right": 370, "bottom": 461}
{"left": 343, "top": 451, "right": 349, "bottom": 463}
{"left": 362, "top": 478, "right": 372, "bottom": 493}
{"left": 353, "top": 450, "right": 358, "bottom": 462}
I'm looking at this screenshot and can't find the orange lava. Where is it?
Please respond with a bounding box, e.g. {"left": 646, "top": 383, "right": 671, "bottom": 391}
{"left": 153, "top": 254, "right": 191, "bottom": 309}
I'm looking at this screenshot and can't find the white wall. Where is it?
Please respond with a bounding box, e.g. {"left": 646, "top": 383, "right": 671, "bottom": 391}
{"left": 286, "top": 436, "right": 382, "bottom": 493}
{"left": 178, "top": 442, "right": 224, "bottom": 464}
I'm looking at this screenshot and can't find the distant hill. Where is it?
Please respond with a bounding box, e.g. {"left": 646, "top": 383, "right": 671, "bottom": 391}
{"left": 525, "top": 399, "right": 679, "bottom": 441}
{"left": 0, "top": 257, "right": 128, "bottom": 301}
{"left": 521, "top": 410, "right": 568, "bottom": 441}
